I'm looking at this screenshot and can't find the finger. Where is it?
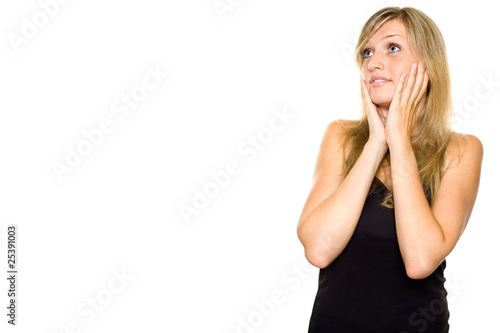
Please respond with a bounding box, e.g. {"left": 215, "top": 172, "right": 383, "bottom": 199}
{"left": 377, "top": 107, "right": 386, "bottom": 126}
{"left": 408, "top": 63, "right": 426, "bottom": 106}
{"left": 408, "top": 71, "right": 429, "bottom": 135}
{"left": 360, "top": 79, "right": 370, "bottom": 105}
{"left": 392, "top": 72, "right": 407, "bottom": 107}
{"left": 401, "top": 62, "right": 418, "bottom": 104}
{"left": 360, "top": 79, "right": 377, "bottom": 112}
{"left": 414, "top": 70, "right": 430, "bottom": 104}
{"left": 411, "top": 71, "right": 430, "bottom": 124}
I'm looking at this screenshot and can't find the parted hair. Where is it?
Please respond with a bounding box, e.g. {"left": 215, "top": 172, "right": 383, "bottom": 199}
{"left": 339, "top": 6, "right": 458, "bottom": 208}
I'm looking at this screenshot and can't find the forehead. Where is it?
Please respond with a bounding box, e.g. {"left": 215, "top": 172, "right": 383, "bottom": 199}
{"left": 367, "top": 19, "right": 407, "bottom": 44}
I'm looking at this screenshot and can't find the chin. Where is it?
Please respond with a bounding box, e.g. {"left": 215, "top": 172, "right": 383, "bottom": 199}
{"left": 370, "top": 96, "right": 391, "bottom": 110}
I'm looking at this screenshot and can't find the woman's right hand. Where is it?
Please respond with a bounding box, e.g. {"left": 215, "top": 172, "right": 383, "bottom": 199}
{"left": 360, "top": 78, "right": 387, "bottom": 146}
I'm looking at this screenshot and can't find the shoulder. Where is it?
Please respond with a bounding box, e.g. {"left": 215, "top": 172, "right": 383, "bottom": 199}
{"left": 322, "top": 119, "right": 357, "bottom": 145}
{"left": 327, "top": 118, "right": 357, "bottom": 131}
{"left": 443, "top": 132, "right": 483, "bottom": 174}
{"left": 313, "top": 119, "right": 356, "bottom": 177}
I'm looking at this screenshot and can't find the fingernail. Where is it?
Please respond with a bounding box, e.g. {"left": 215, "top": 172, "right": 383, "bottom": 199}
{"left": 418, "top": 63, "right": 423, "bottom": 69}
{"left": 412, "top": 63, "right": 417, "bottom": 71}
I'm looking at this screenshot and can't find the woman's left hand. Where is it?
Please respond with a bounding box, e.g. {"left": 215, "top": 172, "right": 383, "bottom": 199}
{"left": 385, "top": 62, "right": 430, "bottom": 148}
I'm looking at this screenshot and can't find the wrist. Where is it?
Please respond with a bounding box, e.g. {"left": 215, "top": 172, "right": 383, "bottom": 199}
{"left": 388, "top": 137, "right": 413, "bottom": 154}
{"left": 366, "top": 138, "right": 388, "bottom": 150}
{"left": 365, "top": 139, "right": 388, "bottom": 158}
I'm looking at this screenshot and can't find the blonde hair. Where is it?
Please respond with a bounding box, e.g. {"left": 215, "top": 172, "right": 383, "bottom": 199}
{"left": 340, "top": 6, "right": 457, "bottom": 208}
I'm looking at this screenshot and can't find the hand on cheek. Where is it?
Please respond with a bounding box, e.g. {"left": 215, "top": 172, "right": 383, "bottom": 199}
{"left": 386, "top": 62, "right": 429, "bottom": 147}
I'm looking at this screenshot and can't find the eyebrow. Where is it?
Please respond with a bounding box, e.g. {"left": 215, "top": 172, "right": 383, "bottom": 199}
{"left": 383, "top": 34, "right": 405, "bottom": 39}
{"left": 363, "top": 34, "right": 406, "bottom": 48}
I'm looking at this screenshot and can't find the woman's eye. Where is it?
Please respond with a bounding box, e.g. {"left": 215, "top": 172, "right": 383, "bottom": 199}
{"left": 362, "top": 44, "right": 400, "bottom": 58}
{"left": 362, "top": 49, "right": 372, "bottom": 58}
{"left": 389, "top": 44, "right": 401, "bottom": 52}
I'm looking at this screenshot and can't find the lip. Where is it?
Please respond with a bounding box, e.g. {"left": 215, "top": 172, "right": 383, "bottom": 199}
{"left": 369, "top": 75, "right": 392, "bottom": 87}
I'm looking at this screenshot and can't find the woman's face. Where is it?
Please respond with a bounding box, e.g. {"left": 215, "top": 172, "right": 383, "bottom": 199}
{"left": 361, "top": 19, "right": 420, "bottom": 110}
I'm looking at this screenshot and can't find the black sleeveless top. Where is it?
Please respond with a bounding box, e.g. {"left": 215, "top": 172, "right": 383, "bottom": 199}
{"left": 308, "top": 177, "right": 449, "bottom": 333}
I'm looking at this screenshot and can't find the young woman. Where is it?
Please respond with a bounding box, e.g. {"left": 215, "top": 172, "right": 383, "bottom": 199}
{"left": 296, "top": 7, "right": 483, "bottom": 332}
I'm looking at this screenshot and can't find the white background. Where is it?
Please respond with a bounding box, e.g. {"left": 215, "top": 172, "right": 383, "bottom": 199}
{"left": 0, "top": 0, "right": 498, "bottom": 332}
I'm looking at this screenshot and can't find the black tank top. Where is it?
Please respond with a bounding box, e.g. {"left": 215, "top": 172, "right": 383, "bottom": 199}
{"left": 307, "top": 177, "right": 450, "bottom": 333}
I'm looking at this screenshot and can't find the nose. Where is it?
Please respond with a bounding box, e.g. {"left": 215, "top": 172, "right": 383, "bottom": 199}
{"left": 366, "top": 52, "right": 384, "bottom": 71}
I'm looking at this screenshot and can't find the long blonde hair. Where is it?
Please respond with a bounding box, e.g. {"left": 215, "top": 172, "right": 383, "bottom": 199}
{"left": 340, "top": 6, "right": 456, "bottom": 208}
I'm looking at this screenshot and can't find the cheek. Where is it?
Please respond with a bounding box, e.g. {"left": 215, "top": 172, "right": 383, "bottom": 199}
{"left": 396, "top": 62, "right": 414, "bottom": 77}
{"left": 361, "top": 67, "right": 369, "bottom": 80}
{"left": 389, "top": 57, "right": 413, "bottom": 79}
{"left": 391, "top": 69, "right": 406, "bottom": 83}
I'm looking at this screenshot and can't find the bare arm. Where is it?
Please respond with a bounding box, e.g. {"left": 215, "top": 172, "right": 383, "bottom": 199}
{"left": 382, "top": 63, "right": 483, "bottom": 279}
{"left": 389, "top": 134, "right": 483, "bottom": 279}
{"left": 297, "top": 120, "right": 388, "bottom": 268}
